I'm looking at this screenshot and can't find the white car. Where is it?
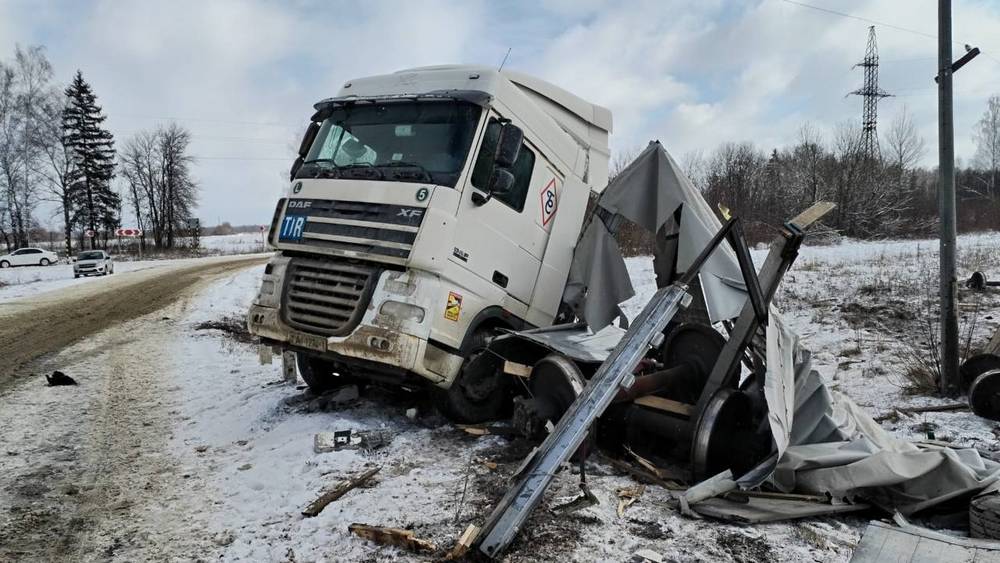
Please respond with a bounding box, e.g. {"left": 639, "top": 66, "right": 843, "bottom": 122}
{"left": 0, "top": 247, "right": 59, "bottom": 268}
{"left": 74, "top": 250, "right": 115, "bottom": 277}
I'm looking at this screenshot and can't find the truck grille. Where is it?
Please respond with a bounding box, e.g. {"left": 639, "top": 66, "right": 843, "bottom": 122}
{"left": 282, "top": 257, "right": 381, "bottom": 337}
{"left": 278, "top": 198, "right": 425, "bottom": 265}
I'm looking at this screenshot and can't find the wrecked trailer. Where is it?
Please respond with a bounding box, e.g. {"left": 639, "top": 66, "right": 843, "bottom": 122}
{"left": 465, "top": 143, "right": 1000, "bottom": 558}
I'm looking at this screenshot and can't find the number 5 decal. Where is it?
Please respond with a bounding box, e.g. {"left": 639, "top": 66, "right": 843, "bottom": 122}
{"left": 540, "top": 178, "right": 558, "bottom": 227}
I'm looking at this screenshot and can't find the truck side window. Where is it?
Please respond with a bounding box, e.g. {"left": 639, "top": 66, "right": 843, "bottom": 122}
{"left": 471, "top": 119, "right": 535, "bottom": 212}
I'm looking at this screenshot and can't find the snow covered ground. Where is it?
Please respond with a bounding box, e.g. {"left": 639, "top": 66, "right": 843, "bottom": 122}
{"left": 4, "top": 231, "right": 1000, "bottom": 562}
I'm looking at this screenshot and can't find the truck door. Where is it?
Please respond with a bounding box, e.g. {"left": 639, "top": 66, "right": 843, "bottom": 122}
{"left": 451, "top": 114, "right": 557, "bottom": 306}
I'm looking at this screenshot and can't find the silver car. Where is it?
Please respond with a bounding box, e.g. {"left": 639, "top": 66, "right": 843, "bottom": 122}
{"left": 74, "top": 250, "right": 115, "bottom": 278}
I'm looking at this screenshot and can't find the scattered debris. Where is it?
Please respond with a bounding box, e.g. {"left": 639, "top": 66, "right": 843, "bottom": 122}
{"left": 194, "top": 316, "right": 256, "bottom": 344}
{"left": 679, "top": 470, "right": 736, "bottom": 516}
{"left": 314, "top": 428, "right": 392, "bottom": 453}
{"left": 625, "top": 448, "right": 684, "bottom": 483}
{"left": 301, "top": 466, "right": 380, "bottom": 518}
{"left": 476, "top": 457, "right": 498, "bottom": 470}
{"left": 237, "top": 463, "right": 252, "bottom": 471}
{"left": 348, "top": 524, "right": 436, "bottom": 553}
{"left": 966, "top": 271, "right": 1000, "bottom": 291}
{"left": 194, "top": 445, "right": 209, "bottom": 453}
{"left": 405, "top": 407, "right": 418, "bottom": 420}
{"left": 550, "top": 482, "right": 600, "bottom": 515}
{"left": 630, "top": 548, "right": 665, "bottom": 563}
{"left": 970, "top": 370, "right": 1000, "bottom": 421}
{"left": 852, "top": 518, "right": 1000, "bottom": 562}
{"left": 598, "top": 453, "right": 685, "bottom": 491}
{"left": 45, "top": 370, "right": 76, "bottom": 386}
{"left": 617, "top": 484, "right": 645, "bottom": 518}
{"left": 444, "top": 524, "right": 480, "bottom": 560}
{"left": 693, "top": 495, "right": 870, "bottom": 524}
{"left": 874, "top": 402, "right": 970, "bottom": 422}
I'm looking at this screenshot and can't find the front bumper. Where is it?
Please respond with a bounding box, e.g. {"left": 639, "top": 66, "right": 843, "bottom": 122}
{"left": 247, "top": 257, "right": 464, "bottom": 387}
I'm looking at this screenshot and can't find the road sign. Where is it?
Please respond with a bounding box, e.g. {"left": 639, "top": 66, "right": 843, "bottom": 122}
{"left": 84, "top": 229, "right": 95, "bottom": 238}
{"left": 115, "top": 228, "right": 143, "bottom": 237}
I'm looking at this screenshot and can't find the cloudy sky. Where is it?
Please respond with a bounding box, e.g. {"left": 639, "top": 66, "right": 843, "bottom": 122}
{"left": 3, "top": 0, "right": 1000, "bottom": 227}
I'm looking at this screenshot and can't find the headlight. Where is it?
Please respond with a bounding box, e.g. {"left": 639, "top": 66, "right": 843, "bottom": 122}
{"left": 259, "top": 280, "right": 275, "bottom": 295}
{"left": 379, "top": 300, "right": 425, "bottom": 323}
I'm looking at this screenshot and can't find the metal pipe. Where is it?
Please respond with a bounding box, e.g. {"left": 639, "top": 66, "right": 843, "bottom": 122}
{"left": 938, "top": 0, "right": 960, "bottom": 397}
{"left": 613, "top": 365, "right": 691, "bottom": 403}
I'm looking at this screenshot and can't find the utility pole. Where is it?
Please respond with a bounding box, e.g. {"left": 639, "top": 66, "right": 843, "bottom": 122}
{"left": 938, "top": 0, "right": 959, "bottom": 396}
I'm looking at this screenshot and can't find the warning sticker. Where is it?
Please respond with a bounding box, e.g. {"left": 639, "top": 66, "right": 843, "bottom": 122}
{"left": 444, "top": 292, "right": 463, "bottom": 321}
{"left": 540, "top": 178, "right": 558, "bottom": 227}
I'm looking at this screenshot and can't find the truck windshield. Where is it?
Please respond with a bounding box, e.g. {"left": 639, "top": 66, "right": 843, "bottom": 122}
{"left": 299, "top": 101, "right": 482, "bottom": 187}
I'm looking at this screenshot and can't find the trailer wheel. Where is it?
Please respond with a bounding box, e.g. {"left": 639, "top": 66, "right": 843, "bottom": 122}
{"left": 971, "top": 494, "right": 1000, "bottom": 539}
{"left": 436, "top": 330, "right": 508, "bottom": 423}
{"left": 296, "top": 352, "right": 363, "bottom": 394}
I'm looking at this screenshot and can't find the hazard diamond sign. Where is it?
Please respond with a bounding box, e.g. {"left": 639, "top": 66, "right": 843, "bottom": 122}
{"left": 540, "top": 178, "right": 558, "bottom": 227}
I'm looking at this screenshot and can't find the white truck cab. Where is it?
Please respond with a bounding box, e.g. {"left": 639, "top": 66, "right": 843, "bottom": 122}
{"left": 248, "top": 65, "right": 611, "bottom": 420}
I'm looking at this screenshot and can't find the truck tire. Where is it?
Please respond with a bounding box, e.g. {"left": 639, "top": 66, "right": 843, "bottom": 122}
{"left": 971, "top": 494, "right": 1000, "bottom": 539}
{"left": 296, "top": 353, "right": 363, "bottom": 394}
{"left": 435, "top": 330, "right": 509, "bottom": 424}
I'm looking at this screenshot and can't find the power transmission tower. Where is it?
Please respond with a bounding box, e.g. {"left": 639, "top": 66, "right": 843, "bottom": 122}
{"left": 849, "top": 26, "right": 892, "bottom": 159}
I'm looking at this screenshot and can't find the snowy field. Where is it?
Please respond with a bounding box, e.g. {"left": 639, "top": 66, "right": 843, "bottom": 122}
{"left": 3, "top": 231, "right": 1000, "bottom": 561}
{"left": 0, "top": 233, "right": 269, "bottom": 301}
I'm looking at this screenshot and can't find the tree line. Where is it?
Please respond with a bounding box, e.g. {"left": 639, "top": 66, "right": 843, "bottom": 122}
{"left": 0, "top": 45, "right": 198, "bottom": 255}
{"left": 615, "top": 100, "right": 1000, "bottom": 253}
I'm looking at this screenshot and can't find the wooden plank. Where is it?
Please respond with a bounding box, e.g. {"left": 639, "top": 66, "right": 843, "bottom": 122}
{"left": 788, "top": 201, "right": 836, "bottom": 230}
{"left": 503, "top": 360, "right": 532, "bottom": 378}
{"left": 692, "top": 496, "right": 869, "bottom": 524}
{"left": 633, "top": 395, "right": 694, "bottom": 417}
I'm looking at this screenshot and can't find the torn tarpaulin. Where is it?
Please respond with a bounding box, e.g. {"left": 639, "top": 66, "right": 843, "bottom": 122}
{"left": 562, "top": 141, "right": 747, "bottom": 330}
{"left": 747, "top": 309, "right": 1000, "bottom": 515}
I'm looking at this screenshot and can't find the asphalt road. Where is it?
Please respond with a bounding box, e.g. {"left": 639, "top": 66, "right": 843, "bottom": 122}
{"left": 0, "top": 254, "right": 267, "bottom": 389}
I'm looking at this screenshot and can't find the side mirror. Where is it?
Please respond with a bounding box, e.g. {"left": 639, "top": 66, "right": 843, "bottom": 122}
{"left": 289, "top": 156, "right": 304, "bottom": 181}
{"left": 490, "top": 168, "right": 514, "bottom": 196}
{"left": 494, "top": 123, "right": 523, "bottom": 168}
{"left": 471, "top": 169, "right": 514, "bottom": 206}
{"left": 299, "top": 122, "right": 320, "bottom": 157}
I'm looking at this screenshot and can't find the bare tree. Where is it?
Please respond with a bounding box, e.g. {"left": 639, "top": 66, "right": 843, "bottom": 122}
{"left": 37, "top": 92, "right": 81, "bottom": 256}
{"left": 0, "top": 45, "right": 56, "bottom": 251}
{"left": 885, "top": 106, "right": 926, "bottom": 172}
{"left": 119, "top": 124, "right": 198, "bottom": 249}
{"left": 973, "top": 94, "right": 1000, "bottom": 196}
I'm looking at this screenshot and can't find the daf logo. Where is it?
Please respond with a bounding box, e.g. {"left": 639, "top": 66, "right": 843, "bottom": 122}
{"left": 287, "top": 200, "right": 312, "bottom": 209}
{"left": 397, "top": 209, "right": 424, "bottom": 219}
{"left": 292, "top": 181, "right": 303, "bottom": 194}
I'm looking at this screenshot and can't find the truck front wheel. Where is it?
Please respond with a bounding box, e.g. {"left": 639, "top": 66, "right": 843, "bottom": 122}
{"left": 435, "top": 330, "right": 509, "bottom": 424}
{"left": 296, "top": 353, "right": 363, "bottom": 394}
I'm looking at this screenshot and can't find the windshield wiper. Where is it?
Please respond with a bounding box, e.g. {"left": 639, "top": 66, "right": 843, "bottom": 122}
{"left": 338, "top": 163, "right": 384, "bottom": 180}
{"left": 380, "top": 161, "right": 432, "bottom": 181}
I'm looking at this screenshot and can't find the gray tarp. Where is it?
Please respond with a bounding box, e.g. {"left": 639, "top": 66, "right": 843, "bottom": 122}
{"left": 759, "top": 310, "right": 1000, "bottom": 515}
{"left": 563, "top": 141, "right": 747, "bottom": 330}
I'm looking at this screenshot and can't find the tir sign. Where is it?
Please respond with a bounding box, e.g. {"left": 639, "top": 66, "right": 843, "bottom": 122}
{"left": 279, "top": 215, "right": 306, "bottom": 242}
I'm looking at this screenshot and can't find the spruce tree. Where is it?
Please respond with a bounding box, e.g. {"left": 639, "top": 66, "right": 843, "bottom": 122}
{"left": 63, "top": 71, "right": 118, "bottom": 249}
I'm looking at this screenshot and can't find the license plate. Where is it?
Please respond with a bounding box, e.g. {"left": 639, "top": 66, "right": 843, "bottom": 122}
{"left": 288, "top": 331, "right": 326, "bottom": 352}
{"left": 278, "top": 213, "right": 307, "bottom": 242}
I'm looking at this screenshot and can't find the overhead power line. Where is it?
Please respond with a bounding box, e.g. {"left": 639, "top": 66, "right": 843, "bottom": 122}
{"left": 782, "top": 0, "right": 1000, "bottom": 65}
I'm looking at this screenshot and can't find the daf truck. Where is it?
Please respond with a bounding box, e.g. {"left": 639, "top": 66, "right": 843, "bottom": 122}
{"left": 247, "top": 65, "right": 611, "bottom": 421}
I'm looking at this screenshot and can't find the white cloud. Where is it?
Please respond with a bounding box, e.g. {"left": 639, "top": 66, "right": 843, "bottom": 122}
{"left": 3, "top": 0, "right": 1000, "bottom": 226}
